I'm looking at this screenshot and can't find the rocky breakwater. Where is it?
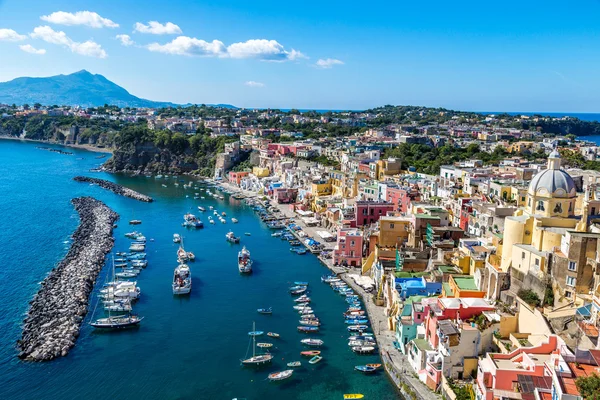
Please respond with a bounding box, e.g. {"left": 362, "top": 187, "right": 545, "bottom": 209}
{"left": 17, "top": 197, "right": 118, "bottom": 361}
{"left": 74, "top": 176, "right": 153, "bottom": 202}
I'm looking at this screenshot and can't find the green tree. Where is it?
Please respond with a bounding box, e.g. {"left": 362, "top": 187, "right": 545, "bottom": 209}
{"left": 576, "top": 373, "right": 600, "bottom": 400}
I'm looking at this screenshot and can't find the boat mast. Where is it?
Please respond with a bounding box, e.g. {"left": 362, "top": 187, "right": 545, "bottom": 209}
{"left": 252, "top": 321, "right": 256, "bottom": 358}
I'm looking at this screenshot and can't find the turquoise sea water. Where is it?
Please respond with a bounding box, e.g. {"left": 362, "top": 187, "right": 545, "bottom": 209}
{"left": 0, "top": 139, "right": 398, "bottom": 400}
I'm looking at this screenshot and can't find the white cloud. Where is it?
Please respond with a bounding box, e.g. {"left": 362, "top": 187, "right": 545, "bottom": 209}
{"left": 134, "top": 21, "right": 182, "bottom": 35}
{"left": 315, "top": 58, "right": 344, "bottom": 69}
{"left": 147, "top": 36, "right": 225, "bottom": 56}
{"left": 116, "top": 34, "right": 134, "bottom": 46}
{"left": 0, "top": 28, "right": 27, "bottom": 42}
{"left": 19, "top": 44, "right": 46, "bottom": 54}
{"left": 30, "top": 26, "right": 107, "bottom": 58}
{"left": 40, "top": 11, "right": 118, "bottom": 28}
{"left": 147, "top": 36, "right": 303, "bottom": 62}
{"left": 245, "top": 81, "right": 265, "bottom": 88}
{"left": 227, "top": 39, "right": 300, "bottom": 61}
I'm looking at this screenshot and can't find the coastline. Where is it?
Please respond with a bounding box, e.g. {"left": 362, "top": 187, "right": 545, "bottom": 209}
{"left": 0, "top": 136, "right": 113, "bottom": 154}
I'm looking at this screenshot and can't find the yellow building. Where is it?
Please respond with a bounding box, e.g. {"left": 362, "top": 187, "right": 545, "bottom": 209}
{"left": 377, "top": 158, "right": 402, "bottom": 181}
{"left": 252, "top": 167, "right": 270, "bottom": 177}
{"left": 379, "top": 216, "right": 411, "bottom": 247}
{"left": 311, "top": 180, "right": 332, "bottom": 197}
{"left": 507, "top": 141, "right": 535, "bottom": 154}
{"left": 500, "top": 151, "right": 579, "bottom": 272}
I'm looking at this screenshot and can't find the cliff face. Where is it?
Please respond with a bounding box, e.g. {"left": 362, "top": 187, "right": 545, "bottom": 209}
{"left": 103, "top": 142, "right": 199, "bottom": 174}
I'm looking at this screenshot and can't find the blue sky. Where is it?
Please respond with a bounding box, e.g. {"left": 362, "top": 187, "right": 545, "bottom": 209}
{"left": 0, "top": 0, "right": 599, "bottom": 111}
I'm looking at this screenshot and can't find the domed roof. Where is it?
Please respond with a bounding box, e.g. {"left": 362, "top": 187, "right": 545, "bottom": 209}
{"left": 528, "top": 169, "right": 576, "bottom": 198}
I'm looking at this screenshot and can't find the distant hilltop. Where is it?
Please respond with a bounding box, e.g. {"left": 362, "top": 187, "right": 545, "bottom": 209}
{"left": 0, "top": 70, "right": 237, "bottom": 109}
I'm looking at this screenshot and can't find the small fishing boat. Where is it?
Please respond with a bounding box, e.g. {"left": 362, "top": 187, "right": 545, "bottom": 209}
{"left": 248, "top": 330, "right": 264, "bottom": 336}
{"left": 268, "top": 370, "right": 293, "bottom": 381}
{"left": 287, "top": 361, "right": 301, "bottom": 367}
{"left": 256, "top": 343, "right": 273, "bottom": 348}
{"left": 294, "top": 282, "right": 309, "bottom": 286}
{"left": 222, "top": 212, "right": 227, "bottom": 217}
{"left": 244, "top": 232, "right": 251, "bottom": 236}
{"left": 354, "top": 365, "right": 377, "bottom": 374}
{"left": 294, "top": 296, "right": 310, "bottom": 303}
{"left": 290, "top": 287, "right": 307, "bottom": 296}
{"left": 347, "top": 325, "right": 369, "bottom": 332}
{"left": 345, "top": 319, "right": 369, "bottom": 325}
{"left": 300, "top": 338, "right": 323, "bottom": 347}
{"left": 298, "top": 326, "right": 319, "bottom": 333}
{"left": 232, "top": 218, "right": 238, "bottom": 223}
{"left": 129, "top": 220, "right": 142, "bottom": 225}
{"left": 299, "top": 320, "right": 320, "bottom": 326}
{"left": 257, "top": 307, "right": 272, "bottom": 314}
{"left": 173, "top": 234, "right": 181, "bottom": 243}
{"left": 308, "top": 355, "right": 323, "bottom": 365}
{"left": 301, "top": 350, "right": 321, "bottom": 357}
{"left": 266, "top": 332, "right": 280, "bottom": 338}
{"left": 366, "top": 363, "right": 382, "bottom": 369}
{"left": 198, "top": 206, "right": 206, "bottom": 211}
{"left": 343, "top": 394, "right": 364, "bottom": 399}
{"left": 352, "top": 346, "right": 376, "bottom": 354}
{"left": 226, "top": 231, "right": 241, "bottom": 244}
{"left": 296, "top": 249, "right": 307, "bottom": 255}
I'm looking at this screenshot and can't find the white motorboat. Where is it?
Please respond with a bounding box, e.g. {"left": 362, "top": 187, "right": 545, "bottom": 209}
{"left": 173, "top": 233, "right": 181, "bottom": 243}
{"left": 172, "top": 264, "right": 192, "bottom": 295}
{"left": 238, "top": 246, "right": 253, "bottom": 273}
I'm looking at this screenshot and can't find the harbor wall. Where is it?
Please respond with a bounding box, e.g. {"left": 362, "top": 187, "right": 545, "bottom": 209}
{"left": 73, "top": 176, "right": 153, "bottom": 202}
{"left": 17, "top": 197, "right": 118, "bottom": 361}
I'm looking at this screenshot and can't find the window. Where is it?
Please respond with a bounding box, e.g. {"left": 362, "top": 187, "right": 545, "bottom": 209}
{"left": 536, "top": 201, "right": 545, "bottom": 211}
{"left": 379, "top": 209, "right": 382, "bottom": 214}
{"left": 370, "top": 209, "right": 374, "bottom": 215}
{"left": 568, "top": 261, "right": 576, "bottom": 272}
{"left": 390, "top": 223, "right": 395, "bottom": 229}
{"left": 554, "top": 203, "right": 562, "bottom": 213}
{"left": 565, "top": 291, "right": 572, "bottom": 298}
{"left": 363, "top": 218, "right": 367, "bottom": 225}
{"left": 522, "top": 252, "right": 526, "bottom": 259}
{"left": 569, "top": 202, "right": 573, "bottom": 212}
{"left": 522, "top": 196, "right": 526, "bottom": 202}
{"left": 535, "top": 258, "right": 540, "bottom": 266}
{"left": 566, "top": 276, "right": 576, "bottom": 287}
{"left": 350, "top": 241, "right": 355, "bottom": 246}
{"left": 362, "top": 209, "right": 367, "bottom": 215}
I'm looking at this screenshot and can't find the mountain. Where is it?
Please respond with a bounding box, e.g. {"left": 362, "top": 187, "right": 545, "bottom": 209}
{"left": 0, "top": 70, "right": 180, "bottom": 108}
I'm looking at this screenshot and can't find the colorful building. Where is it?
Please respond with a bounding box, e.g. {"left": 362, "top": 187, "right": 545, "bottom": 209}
{"left": 333, "top": 227, "right": 363, "bottom": 267}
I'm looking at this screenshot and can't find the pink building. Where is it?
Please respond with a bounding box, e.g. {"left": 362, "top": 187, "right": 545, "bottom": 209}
{"left": 354, "top": 201, "right": 394, "bottom": 227}
{"left": 476, "top": 335, "right": 566, "bottom": 400}
{"left": 333, "top": 228, "right": 363, "bottom": 267}
{"left": 387, "top": 186, "right": 421, "bottom": 213}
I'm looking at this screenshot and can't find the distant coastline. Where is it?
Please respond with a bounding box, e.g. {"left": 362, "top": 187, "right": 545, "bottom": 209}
{"left": 0, "top": 136, "right": 112, "bottom": 154}
{"left": 477, "top": 111, "right": 600, "bottom": 122}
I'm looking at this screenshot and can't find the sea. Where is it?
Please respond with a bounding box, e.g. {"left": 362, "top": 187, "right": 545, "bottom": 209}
{"left": 0, "top": 139, "right": 398, "bottom": 400}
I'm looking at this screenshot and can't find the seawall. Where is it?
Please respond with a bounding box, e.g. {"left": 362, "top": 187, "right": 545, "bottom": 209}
{"left": 17, "top": 197, "right": 118, "bottom": 361}
{"left": 74, "top": 176, "right": 153, "bottom": 202}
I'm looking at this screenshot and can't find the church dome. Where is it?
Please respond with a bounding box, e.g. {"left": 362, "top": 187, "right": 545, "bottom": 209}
{"left": 527, "top": 151, "right": 576, "bottom": 198}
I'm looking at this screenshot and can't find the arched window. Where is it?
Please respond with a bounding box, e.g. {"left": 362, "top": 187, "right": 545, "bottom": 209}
{"left": 554, "top": 203, "right": 562, "bottom": 214}
{"left": 536, "top": 200, "right": 545, "bottom": 211}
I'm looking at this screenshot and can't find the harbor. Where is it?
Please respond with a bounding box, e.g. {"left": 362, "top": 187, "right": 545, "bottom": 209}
{"left": 0, "top": 140, "right": 398, "bottom": 400}
{"left": 216, "top": 179, "right": 436, "bottom": 400}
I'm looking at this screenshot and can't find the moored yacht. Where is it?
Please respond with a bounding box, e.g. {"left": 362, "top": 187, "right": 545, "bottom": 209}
{"left": 238, "top": 246, "right": 253, "bottom": 273}
{"left": 172, "top": 264, "right": 192, "bottom": 295}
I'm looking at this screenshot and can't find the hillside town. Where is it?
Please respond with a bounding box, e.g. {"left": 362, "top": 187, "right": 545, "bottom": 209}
{"left": 6, "top": 103, "right": 600, "bottom": 398}
{"left": 206, "top": 111, "right": 600, "bottom": 400}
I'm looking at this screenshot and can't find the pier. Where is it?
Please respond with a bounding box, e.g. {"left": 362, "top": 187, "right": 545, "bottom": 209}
{"left": 18, "top": 197, "right": 118, "bottom": 361}
{"left": 74, "top": 176, "right": 154, "bottom": 202}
